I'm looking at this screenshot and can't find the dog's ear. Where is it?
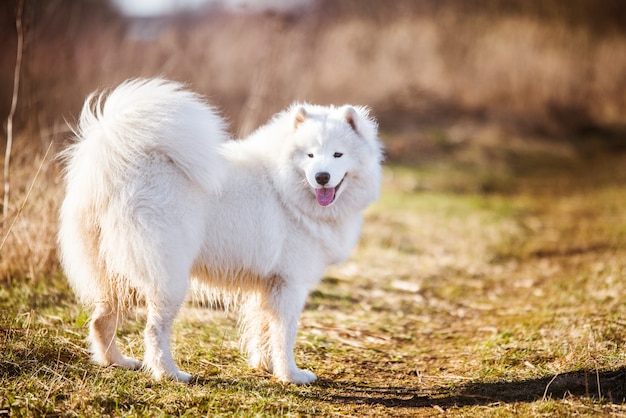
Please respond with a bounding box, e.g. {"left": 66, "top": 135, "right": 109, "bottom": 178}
{"left": 342, "top": 106, "right": 359, "bottom": 135}
{"left": 294, "top": 106, "right": 307, "bottom": 129}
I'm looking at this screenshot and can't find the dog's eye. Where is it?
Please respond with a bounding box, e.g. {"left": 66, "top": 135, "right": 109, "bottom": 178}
{"left": 333, "top": 152, "right": 343, "bottom": 158}
{"left": 307, "top": 153, "right": 314, "bottom": 158}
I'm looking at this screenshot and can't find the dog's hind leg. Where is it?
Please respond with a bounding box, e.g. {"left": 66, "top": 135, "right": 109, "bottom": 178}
{"left": 142, "top": 287, "right": 191, "bottom": 382}
{"left": 88, "top": 301, "right": 142, "bottom": 369}
{"left": 240, "top": 293, "right": 273, "bottom": 373}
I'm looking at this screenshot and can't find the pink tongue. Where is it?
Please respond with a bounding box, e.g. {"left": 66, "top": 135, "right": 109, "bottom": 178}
{"left": 316, "top": 187, "right": 335, "bottom": 206}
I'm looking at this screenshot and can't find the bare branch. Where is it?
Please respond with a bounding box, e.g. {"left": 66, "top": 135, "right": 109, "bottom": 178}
{"left": 3, "top": 0, "right": 25, "bottom": 223}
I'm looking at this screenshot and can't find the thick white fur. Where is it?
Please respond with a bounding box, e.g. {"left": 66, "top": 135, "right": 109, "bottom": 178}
{"left": 58, "top": 78, "right": 383, "bottom": 384}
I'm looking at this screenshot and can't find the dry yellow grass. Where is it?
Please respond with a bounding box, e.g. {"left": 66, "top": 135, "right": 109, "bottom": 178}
{"left": 0, "top": 138, "right": 62, "bottom": 281}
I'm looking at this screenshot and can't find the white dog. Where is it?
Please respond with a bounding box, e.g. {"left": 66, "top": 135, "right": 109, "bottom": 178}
{"left": 58, "top": 78, "right": 383, "bottom": 384}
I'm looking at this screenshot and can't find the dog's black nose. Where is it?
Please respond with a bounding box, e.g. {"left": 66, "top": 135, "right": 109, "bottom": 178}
{"left": 315, "top": 172, "right": 330, "bottom": 186}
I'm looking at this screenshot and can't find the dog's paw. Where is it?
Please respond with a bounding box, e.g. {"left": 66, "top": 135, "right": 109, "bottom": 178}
{"left": 92, "top": 353, "right": 142, "bottom": 370}
{"left": 278, "top": 369, "right": 317, "bottom": 385}
{"left": 173, "top": 370, "right": 193, "bottom": 383}
{"left": 149, "top": 367, "right": 193, "bottom": 383}
{"left": 115, "top": 355, "right": 142, "bottom": 370}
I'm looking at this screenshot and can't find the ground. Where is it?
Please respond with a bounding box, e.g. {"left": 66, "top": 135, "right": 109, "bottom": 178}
{"left": 2, "top": 142, "right": 626, "bottom": 417}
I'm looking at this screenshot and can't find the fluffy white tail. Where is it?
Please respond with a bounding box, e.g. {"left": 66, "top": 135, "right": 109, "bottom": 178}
{"left": 67, "top": 78, "right": 227, "bottom": 196}
{"left": 58, "top": 78, "right": 227, "bottom": 305}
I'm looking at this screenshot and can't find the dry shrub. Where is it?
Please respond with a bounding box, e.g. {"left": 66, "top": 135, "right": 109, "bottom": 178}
{"left": 0, "top": 136, "right": 63, "bottom": 281}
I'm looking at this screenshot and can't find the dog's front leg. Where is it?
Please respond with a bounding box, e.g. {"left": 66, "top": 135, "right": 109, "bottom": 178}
{"left": 267, "top": 285, "right": 317, "bottom": 384}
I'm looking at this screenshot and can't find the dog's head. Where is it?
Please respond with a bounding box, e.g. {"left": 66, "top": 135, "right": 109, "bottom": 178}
{"left": 287, "top": 103, "right": 383, "bottom": 213}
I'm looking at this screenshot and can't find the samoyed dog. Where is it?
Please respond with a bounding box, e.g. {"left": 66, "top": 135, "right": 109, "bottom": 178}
{"left": 58, "top": 78, "right": 383, "bottom": 384}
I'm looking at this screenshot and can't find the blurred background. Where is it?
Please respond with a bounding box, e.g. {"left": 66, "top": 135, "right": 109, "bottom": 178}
{"left": 1, "top": 0, "right": 626, "bottom": 276}
{"left": 1, "top": 0, "right": 625, "bottom": 163}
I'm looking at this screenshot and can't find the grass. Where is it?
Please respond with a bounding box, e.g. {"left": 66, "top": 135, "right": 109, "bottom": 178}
{"left": 2, "top": 144, "right": 626, "bottom": 416}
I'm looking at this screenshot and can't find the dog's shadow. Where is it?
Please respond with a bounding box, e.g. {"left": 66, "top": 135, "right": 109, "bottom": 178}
{"left": 311, "top": 368, "right": 626, "bottom": 409}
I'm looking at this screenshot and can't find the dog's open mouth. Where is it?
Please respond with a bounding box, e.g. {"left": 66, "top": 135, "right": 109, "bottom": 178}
{"left": 315, "top": 176, "right": 345, "bottom": 207}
